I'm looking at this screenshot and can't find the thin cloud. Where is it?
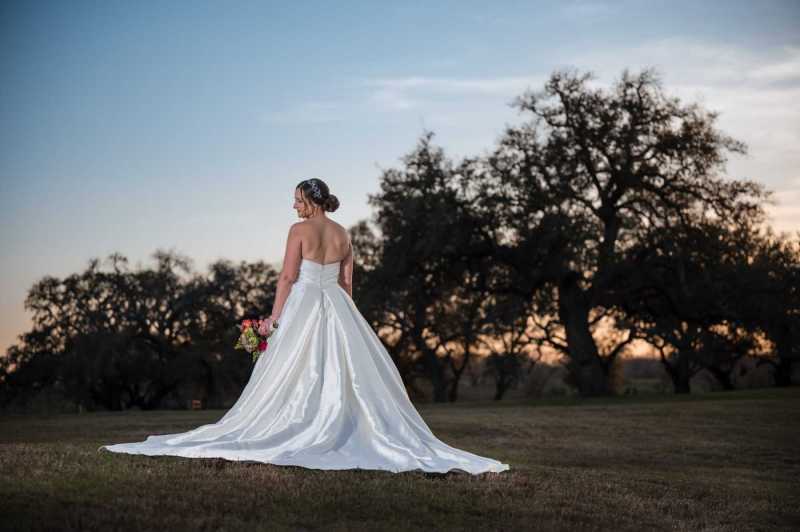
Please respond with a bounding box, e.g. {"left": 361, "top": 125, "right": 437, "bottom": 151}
{"left": 570, "top": 38, "right": 800, "bottom": 88}
{"left": 362, "top": 75, "right": 547, "bottom": 95}
{"left": 749, "top": 47, "right": 800, "bottom": 86}
{"left": 361, "top": 75, "right": 547, "bottom": 113}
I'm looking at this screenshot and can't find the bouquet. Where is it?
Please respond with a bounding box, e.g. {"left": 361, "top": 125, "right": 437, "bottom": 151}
{"left": 234, "top": 317, "right": 279, "bottom": 363}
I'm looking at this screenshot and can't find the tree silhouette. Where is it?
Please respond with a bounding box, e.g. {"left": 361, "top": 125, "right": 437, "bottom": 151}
{"left": 1, "top": 250, "right": 277, "bottom": 410}
{"left": 365, "top": 133, "right": 462, "bottom": 401}
{"left": 734, "top": 228, "right": 800, "bottom": 386}
{"left": 468, "top": 68, "right": 769, "bottom": 395}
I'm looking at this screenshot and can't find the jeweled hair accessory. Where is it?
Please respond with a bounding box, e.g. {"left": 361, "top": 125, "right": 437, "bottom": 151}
{"left": 307, "top": 179, "right": 323, "bottom": 199}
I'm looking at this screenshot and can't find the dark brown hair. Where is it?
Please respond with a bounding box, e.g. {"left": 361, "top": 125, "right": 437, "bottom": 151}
{"left": 296, "top": 178, "right": 340, "bottom": 212}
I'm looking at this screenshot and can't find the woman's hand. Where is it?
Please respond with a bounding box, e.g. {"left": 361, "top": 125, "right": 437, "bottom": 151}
{"left": 256, "top": 317, "right": 271, "bottom": 336}
{"left": 258, "top": 316, "right": 278, "bottom": 336}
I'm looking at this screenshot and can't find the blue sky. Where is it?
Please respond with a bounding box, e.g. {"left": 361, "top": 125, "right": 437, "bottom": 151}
{"left": 2, "top": 0, "right": 799, "bottom": 352}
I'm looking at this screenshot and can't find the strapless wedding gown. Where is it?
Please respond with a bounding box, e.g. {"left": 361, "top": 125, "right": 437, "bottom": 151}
{"left": 98, "top": 258, "right": 510, "bottom": 474}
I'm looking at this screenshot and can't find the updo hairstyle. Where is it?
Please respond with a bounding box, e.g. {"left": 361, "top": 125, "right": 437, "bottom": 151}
{"left": 296, "top": 178, "right": 340, "bottom": 212}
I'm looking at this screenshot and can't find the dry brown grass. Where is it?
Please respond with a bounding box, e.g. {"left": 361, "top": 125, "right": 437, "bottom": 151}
{"left": 1, "top": 387, "right": 798, "bottom": 531}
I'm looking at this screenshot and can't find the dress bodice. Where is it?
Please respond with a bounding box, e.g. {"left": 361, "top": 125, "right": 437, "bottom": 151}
{"left": 297, "top": 258, "right": 341, "bottom": 287}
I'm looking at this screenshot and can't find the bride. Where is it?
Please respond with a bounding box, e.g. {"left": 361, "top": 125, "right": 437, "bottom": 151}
{"left": 99, "top": 178, "right": 510, "bottom": 475}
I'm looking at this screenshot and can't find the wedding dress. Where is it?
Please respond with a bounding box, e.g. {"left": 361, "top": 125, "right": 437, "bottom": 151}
{"left": 98, "top": 258, "right": 510, "bottom": 474}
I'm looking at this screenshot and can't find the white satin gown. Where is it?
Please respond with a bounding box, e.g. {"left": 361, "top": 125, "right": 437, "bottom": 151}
{"left": 99, "top": 258, "right": 510, "bottom": 474}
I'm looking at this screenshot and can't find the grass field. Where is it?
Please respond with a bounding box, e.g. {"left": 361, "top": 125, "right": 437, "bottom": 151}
{"left": 1, "top": 388, "right": 798, "bottom": 531}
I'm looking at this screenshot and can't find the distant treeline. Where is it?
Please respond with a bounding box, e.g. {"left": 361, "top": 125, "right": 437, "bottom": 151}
{"left": 1, "top": 68, "right": 797, "bottom": 411}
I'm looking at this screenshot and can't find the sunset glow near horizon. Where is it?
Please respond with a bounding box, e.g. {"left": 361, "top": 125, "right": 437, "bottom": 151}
{"left": 2, "top": 1, "right": 798, "bottom": 354}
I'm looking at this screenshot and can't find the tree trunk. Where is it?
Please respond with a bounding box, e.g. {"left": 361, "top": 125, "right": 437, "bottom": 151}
{"left": 674, "top": 350, "right": 692, "bottom": 394}
{"left": 557, "top": 274, "right": 609, "bottom": 396}
{"left": 418, "top": 343, "right": 448, "bottom": 402}
{"left": 657, "top": 347, "right": 692, "bottom": 394}
{"left": 776, "top": 359, "right": 794, "bottom": 387}
{"left": 447, "top": 340, "right": 472, "bottom": 402}
{"left": 706, "top": 365, "right": 735, "bottom": 390}
{"left": 200, "top": 358, "right": 216, "bottom": 407}
{"left": 412, "top": 299, "right": 449, "bottom": 402}
{"left": 772, "top": 330, "right": 796, "bottom": 387}
{"left": 448, "top": 378, "right": 459, "bottom": 402}
{"left": 494, "top": 374, "right": 509, "bottom": 400}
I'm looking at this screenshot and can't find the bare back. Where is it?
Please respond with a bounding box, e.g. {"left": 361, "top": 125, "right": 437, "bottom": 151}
{"left": 298, "top": 218, "right": 350, "bottom": 265}
{"left": 273, "top": 216, "right": 354, "bottom": 310}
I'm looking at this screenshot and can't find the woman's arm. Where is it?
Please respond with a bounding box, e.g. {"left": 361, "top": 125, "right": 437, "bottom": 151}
{"left": 269, "top": 223, "right": 303, "bottom": 321}
{"left": 338, "top": 237, "right": 353, "bottom": 298}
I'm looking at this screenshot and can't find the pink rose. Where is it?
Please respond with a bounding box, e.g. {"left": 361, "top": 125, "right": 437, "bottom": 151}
{"left": 258, "top": 341, "right": 267, "bottom": 351}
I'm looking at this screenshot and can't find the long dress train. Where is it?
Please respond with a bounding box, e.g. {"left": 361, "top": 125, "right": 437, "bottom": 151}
{"left": 98, "top": 258, "right": 510, "bottom": 474}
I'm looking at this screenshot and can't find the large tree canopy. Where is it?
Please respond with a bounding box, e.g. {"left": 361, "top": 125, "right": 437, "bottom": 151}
{"left": 1, "top": 251, "right": 277, "bottom": 410}
{"left": 464, "top": 68, "right": 769, "bottom": 395}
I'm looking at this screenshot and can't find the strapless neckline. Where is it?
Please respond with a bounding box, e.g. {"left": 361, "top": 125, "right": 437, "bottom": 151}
{"left": 302, "top": 258, "right": 340, "bottom": 267}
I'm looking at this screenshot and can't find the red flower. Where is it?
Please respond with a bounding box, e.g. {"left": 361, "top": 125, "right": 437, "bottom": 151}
{"left": 258, "top": 341, "right": 267, "bottom": 351}
{"left": 242, "top": 319, "right": 252, "bottom": 328}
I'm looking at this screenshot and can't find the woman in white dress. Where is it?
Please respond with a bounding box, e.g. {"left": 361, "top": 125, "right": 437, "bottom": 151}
{"left": 99, "top": 178, "right": 510, "bottom": 475}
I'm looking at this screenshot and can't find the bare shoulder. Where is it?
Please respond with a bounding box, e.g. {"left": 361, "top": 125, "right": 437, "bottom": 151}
{"left": 288, "top": 221, "right": 306, "bottom": 238}
{"left": 330, "top": 219, "right": 348, "bottom": 235}
{"left": 293, "top": 220, "right": 309, "bottom": 229}
{"left": 331, "top": 221, "right": 351, "bottom": 245}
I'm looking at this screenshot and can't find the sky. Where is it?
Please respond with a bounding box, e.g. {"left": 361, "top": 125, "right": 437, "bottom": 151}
{"left": 1, "top": 0, "right": 799, "bottom": 354}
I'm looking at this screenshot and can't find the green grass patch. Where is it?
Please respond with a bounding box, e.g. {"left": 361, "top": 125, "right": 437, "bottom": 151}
{"left": 1, "top": 388, "right": 798, "bottom": 531}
